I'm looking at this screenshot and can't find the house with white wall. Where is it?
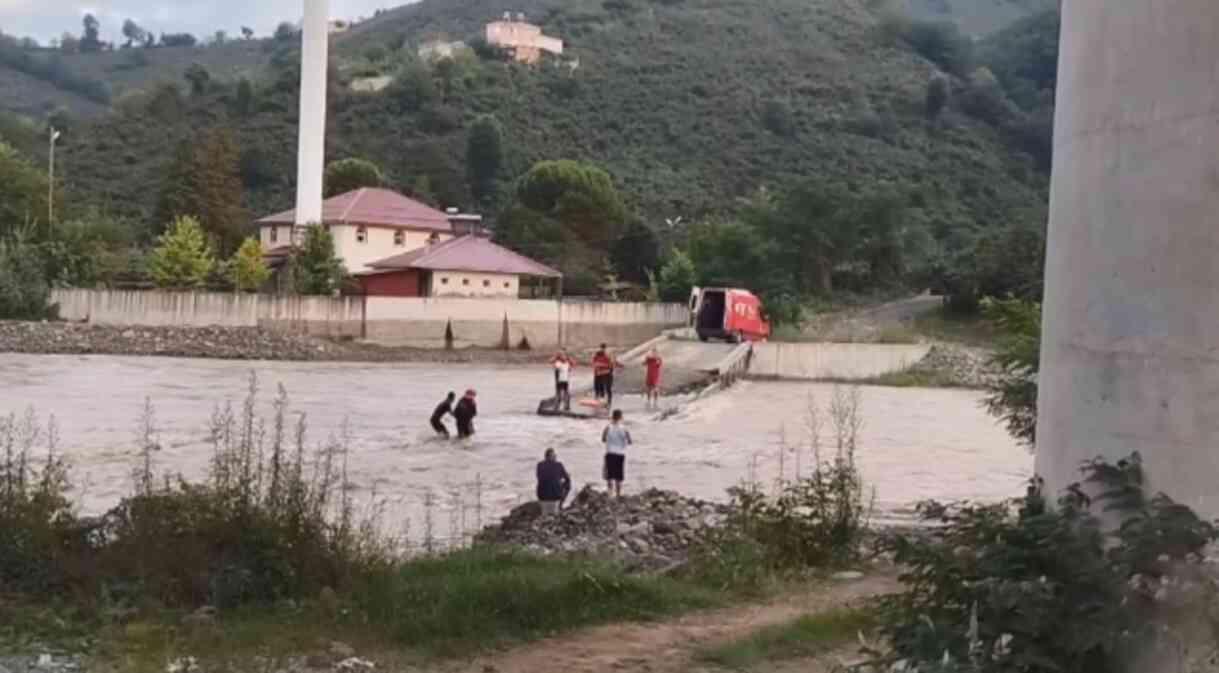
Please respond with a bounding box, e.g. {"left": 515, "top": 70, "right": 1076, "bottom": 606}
{"left": 356, "top": 235, "right": 562, "bottom": 298}
{"left": 485, "top": 13, "right": 563, "bottom": 65}
{"left": 258, "top": 188, "right": 470, "bottom": 272}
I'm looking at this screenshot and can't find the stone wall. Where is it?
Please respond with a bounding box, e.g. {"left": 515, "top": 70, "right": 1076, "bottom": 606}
{"left": 50, "top": 289, "right": 686, "bottom": 350}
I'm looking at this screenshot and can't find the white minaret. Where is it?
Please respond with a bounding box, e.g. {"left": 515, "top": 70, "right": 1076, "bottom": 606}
{"left": 294, "top": 0, "right": 329, "bottom": 226}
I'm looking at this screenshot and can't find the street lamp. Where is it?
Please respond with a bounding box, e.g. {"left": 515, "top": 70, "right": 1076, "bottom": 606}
{"left": 48, "top": 127, "right": 61, "bottom": 227}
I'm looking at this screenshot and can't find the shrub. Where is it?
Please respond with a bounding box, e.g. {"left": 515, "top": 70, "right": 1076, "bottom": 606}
{"left": 292, "top": 224, "right": 346, "bottom": 296}
{"left": 0, "top": 238, "right": 56, "bottom": 319}
{"left": 657, "top": 250, "right": 697, "bottom": 302}
{"left": 230, "top": 237, "right": 270, "bottom": 292}
{"left": 925, "top": 73, "right": 950, "bottom": 120}
{"left": 982, "top": 297, "right": 1040, "bottom": 446}
{"left": 149, "top": 215, "right": 214, "bottom": 289}
{"left": 878, "top": 453, "right": 1217, "bottom": 673}
{"left": 688, "top": 387, "right": 870, "bottom": 588}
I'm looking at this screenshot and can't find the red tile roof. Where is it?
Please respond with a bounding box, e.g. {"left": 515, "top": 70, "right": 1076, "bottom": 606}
{"left": 257, "top": 188, "right": 453, "bottom": 233}
{"left": 364, "top": 235, "right": 562, "bottom": 278}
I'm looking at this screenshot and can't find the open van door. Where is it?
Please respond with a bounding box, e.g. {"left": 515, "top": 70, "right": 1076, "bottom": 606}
{"left": 688, "top": 287, "right": 702, "bottom": 327}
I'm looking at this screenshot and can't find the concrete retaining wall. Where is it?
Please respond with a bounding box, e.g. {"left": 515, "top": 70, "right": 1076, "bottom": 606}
{"left": 748, "top": 343, "right": 931, "bottom": 381}
{"left": 51, "top": 289, "right": 685, "bottom": 350}
{"left": 52, "top": 289, "right": 365, "bottom": 338}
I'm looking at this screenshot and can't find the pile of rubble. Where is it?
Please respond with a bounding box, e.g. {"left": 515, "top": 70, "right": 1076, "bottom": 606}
{"left": 905, "top": 344, "right": 1001, "bottom": 389}
{"left": 476, "top": 486, "right": 732, "bottom": 572}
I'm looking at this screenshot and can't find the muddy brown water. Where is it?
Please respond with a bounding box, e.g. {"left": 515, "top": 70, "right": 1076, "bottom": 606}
{"left": 0, "top": 353, "right": 1030, "bottom": 542}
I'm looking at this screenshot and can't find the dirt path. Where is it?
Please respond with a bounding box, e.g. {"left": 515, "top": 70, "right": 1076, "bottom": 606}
{"left": 433, "top": 574, "right": 900, "bottom": 673}
{"left": 803, "top": 294, "right": 942, "bottom": 343}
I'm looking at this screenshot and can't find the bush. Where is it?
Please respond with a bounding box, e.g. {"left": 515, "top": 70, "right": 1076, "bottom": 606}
{"left": 149, "top": 215, "right": 214, "bottom": 289}
{"left": 657, "top": 250, "right": 697, "bottom": 302}
{"left": 982, "top": 297, "right": 1040, "bottom": 446}
{"left": 0, "top": 238, "right": 56, "bottom": 319}
{"left": 2, "top": 377, "right": 389, "bottom": 610}
{"left": 878, "top": 454, "right": 1217, "bottom": 673}
{"left": 687, "top": 387, "right": 870, "bottom": 589}
{"left": 230, "top": 237, "right": 270, "bottom": 292}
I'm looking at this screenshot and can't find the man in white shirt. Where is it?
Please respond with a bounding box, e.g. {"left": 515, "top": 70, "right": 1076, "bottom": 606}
{"left": 601, "top": 410, "right": 632, "bottom": 497}
{"left": 553, "top": 351, "right": 573, "bottom": 411}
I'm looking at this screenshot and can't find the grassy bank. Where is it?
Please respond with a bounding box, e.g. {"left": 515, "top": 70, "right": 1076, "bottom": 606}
{"left": 1, "top": 548, "right": 726, "bottom": 672}
{"left": 698, "top": 607, "right": 878, "bottom": 669}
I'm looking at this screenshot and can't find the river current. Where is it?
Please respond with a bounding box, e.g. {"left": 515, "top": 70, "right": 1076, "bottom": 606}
{"left": 0, "top": 353, "right": 1030, "bottom": 541}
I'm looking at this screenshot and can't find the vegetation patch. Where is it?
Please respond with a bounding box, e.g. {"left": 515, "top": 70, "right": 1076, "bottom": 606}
{"left": 699, "top": 607, "right": 878, "bottom": 669}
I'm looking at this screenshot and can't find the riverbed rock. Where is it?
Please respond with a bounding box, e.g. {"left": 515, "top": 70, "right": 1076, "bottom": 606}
{"left": 476, "top": 486, "right": 731, "bottom": 571}
{"left": 904, "top": 345, "right": 1001, "bottom": 389}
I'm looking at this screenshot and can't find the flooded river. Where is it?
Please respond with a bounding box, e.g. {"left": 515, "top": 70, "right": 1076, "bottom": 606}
{"left": 0, "top": 353, "right": 1030, "bottom": 539}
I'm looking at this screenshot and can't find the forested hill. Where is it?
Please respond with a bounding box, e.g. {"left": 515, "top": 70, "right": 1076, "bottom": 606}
{"left": 23, "top": 0, "right": 1050, "bottom": 239}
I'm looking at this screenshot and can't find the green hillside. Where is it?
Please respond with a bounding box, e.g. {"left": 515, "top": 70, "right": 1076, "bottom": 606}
{"left": 901, "top": 0, "right": 1057, "bottom": 36}
{"left": 47, "top": 0, "right": 1048, "bottom": 228}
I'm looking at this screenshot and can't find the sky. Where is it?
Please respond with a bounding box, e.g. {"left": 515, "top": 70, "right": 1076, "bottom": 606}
{"left": 0, "top": 0, "right": 405, "bottom": 43}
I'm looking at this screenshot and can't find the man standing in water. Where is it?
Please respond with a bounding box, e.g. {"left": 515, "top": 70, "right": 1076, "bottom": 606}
{"left": 592, "top": 344, "right": 623, "bottom": 410}
{"left": 552, "top": 349, "right": 574, "bottom": 411}
{"left": 601, "top": 409, "right": 632, "bottom": 497}
{"left": 454, "top": 389, "right": 478, "bottom": 439}
{"left": 430, "top": 391, "right": 456, "bottom": 438}
{"left": 536, "top": 448, "right": 571, "bottom": 515}
{"left": 644, "top": 347, "right": 663, "bottom": 410}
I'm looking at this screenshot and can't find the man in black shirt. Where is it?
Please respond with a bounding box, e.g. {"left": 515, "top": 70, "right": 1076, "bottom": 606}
{"left": 536, "top": 448, "right": 571, "bottom": 515}
{"left": 430, "top": 392, "right": 456, "bottom": 438}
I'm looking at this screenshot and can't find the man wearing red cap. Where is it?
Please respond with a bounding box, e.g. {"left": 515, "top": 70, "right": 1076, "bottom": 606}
{"left": 454, "top": 389, "right": 478, "bottom": 439}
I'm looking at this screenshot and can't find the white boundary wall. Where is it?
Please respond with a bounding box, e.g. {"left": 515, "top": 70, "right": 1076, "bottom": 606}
{"left": 50, "top": 289, "right": 686, "bottom": 349}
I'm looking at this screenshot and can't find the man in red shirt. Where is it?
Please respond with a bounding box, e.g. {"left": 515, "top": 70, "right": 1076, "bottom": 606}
{"left": 591, "top": 343, "right": 622, "bottom": 409}
{"left": 644, "top": 347, "right": 663, "bottom": 409}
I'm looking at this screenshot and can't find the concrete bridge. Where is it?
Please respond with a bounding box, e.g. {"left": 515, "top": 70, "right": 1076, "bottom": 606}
{"left": 1038, "top": 0, "right": 1219, "bottom": 519}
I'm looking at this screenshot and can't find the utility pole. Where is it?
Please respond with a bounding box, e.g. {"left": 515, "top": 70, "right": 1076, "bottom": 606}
{"left": 48, "top": 127, "right": 60, "bottom": 227}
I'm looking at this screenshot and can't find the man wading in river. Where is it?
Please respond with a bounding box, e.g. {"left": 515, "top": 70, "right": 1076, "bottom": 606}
{"left": 454, "top": 389, "right": 478, "bottom": 439}
{"left": 430, "top": 391, "right": 456, "bottom": 438}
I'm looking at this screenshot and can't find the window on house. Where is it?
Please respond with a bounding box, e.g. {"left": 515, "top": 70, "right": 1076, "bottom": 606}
{"left": 394, "top": 230, "right": 405, "bottom": 246}
{"left": 356, "top": 226, "right": 368, "bottom": 243}
{"left": 504, "top": 282, "right": 510, "bottom": 289}
{"left": 269, "top": 227, "right": 278, "bottom": 244}
{"left": 428, "top": 232, "right": 441, "bottom": 245}
{"left": 292, "top": 227, "right": 305, "bottom": 246}
{"left": 483, "top": 280, "right": 490, "bottom": 288}
{"left": 441, "top": 277, "right": 449, "bottom": 285}
{"left": 462, "top": 278, "right": 470, "bottom": 286}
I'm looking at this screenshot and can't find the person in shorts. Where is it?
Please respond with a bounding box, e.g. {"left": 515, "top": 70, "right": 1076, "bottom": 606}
{"left": 536, "top": 448, "right": 571, "bottom": 516}
{"left": 430, "top": 391, "right": 456, "bottom": 438}
{"left": 592, "top": 344, "right": 622, "bottom": 409}
{"left": 644, "top": 348, "right": 663, "bottom": 409}
{"left": 601, "top": 409, "right": 632, "bottom": 497}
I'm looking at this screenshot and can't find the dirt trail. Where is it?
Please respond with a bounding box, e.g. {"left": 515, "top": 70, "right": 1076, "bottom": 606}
{"left": 433, "top": 574, "right": 900, "bottom": 673}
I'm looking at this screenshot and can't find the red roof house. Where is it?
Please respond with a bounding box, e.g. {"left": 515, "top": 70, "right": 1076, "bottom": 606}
{"left": 356, "top": 235, "right": 562, "bottom": 298}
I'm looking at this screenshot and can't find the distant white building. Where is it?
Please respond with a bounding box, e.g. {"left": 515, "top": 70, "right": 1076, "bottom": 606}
{"left": 418, "top": 39, "right": 467, "bottom": 61}
{"left": 485, "top": 12, "right": 563, "bottom": 65}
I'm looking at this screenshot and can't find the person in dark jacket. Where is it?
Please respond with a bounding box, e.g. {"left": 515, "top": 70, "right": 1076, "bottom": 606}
{"left": 430, "top": 392, "right": 456, "bottom": 438}
{"left": 453, "top": 389, "right": 478, "bottom": 439}
{"left": 536, "top": 448, "right": 571, "bottom": 515}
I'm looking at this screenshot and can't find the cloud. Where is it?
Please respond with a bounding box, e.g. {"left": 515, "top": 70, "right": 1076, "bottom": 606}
{"left": 1, "top": 0, "right": 399, "bottom": 42}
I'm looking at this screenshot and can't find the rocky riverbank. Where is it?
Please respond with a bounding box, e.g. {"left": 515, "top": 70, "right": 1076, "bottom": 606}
{"left": 895, "top": 344, "right": 1000, "bottom": 389}
{"left": 476, "top": 486, "right": 732, "bottom": 572}
{"left": 0, "top": 321, "right": 551, "bottom": 364}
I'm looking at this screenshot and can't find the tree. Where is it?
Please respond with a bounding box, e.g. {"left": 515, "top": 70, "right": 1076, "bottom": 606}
{"left": 389, "top": 62, "right": 438, "bottom": 112}
{"left": 80, "top": 14, "right": 103, "bottom": 53}
{"left": 154, "top": 128, "right": 247, "bottom": 253}
{"left": 0, "top": 237, "right": 54, "bottom": 319}
{"left": 59, "top": 33, "right": 79, "bottom": 53}
{"left": 274, "top": 22, "right": 297, "bottom": 42}
{"left": 160, "top": 33, "right": 197, "bottom": 48}
{"left": 212, "top": 31, "right": 228, "bottom": 46}
{"left": 657, "top": 250, "right": 697, "bottom": 302}
{"left": 324, "top": 158, "right": 383, "bottom": 197}
{"left": 925, "top": 73, "right": 950, "bottom": 120}
{"left": 0, "top": 141, "right": 49, "bottom": 237}
{"left": 466, "top": 115, "right": 504, "bottom": 207}
{"left": 234, "top": 78, "right": 254, "bottom": 116}
{"left": 122, "top": 19, "right": 148, "bottom": 49}
{"left": 149, "top": 216, "right": 215, "bottom": 289}
{"left": 983, "top": 297, "right": 1041, "bottom": 446}
{"left": 231, "top": 238, "right": 270, "bottom": 292}
{"left": 960, "top": 67, "right": 1013, "bottom": 125}
{"left": 184, "top": 63, "right": 211, "bottom": 96}
{"left": 611, "top": 219, "right": 660, "bottom": 284}
{"left": 241, "top": 27, "right": 255, "bottom": 40}
{"left": 293, "top": 225, "right": 345, "bottom": 295}
{"left": 761, "top": 100, "right": 796, "bottom": 137}
{"left": 498, "top": 160, "right": 630, "bottom": 293}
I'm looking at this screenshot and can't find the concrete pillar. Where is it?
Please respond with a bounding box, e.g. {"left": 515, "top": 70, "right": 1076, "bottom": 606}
{"left": 294, "top": 0, "right": 329, "bottom": 226}
{"left": 1037, "top": 0, "right": 1219, "bottom": 518}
